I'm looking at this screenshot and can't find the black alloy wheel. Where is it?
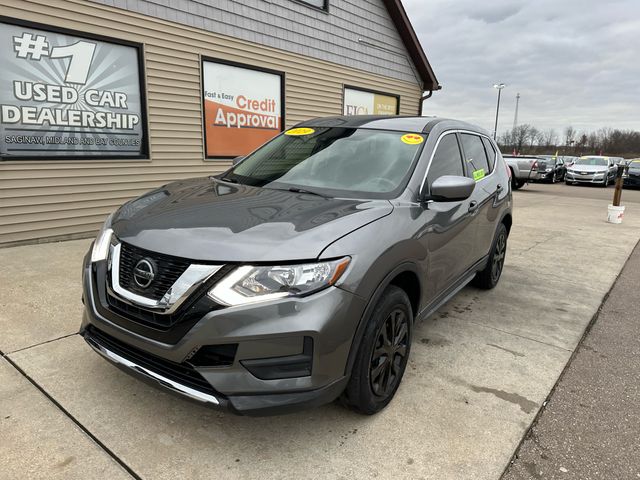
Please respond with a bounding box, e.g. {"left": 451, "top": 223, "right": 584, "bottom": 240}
{"left": 369, "top": 308, "right": 409, "bottom": 397}
{"left": 491, "top": 229, "right": 507, "bottom": 284}
{"left": 473, "top": 222, "right": 508, "bottom": 289}
{"left": 342, "top": 285, "right": 413, "bottom": 415}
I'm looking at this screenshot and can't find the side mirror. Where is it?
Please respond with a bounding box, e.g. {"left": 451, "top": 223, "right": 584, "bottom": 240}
{"left": 232, "top": 156, "right": 244, "bottom": 166}
{"left": 427, "top": 175, "right": 476, "bottom": 202}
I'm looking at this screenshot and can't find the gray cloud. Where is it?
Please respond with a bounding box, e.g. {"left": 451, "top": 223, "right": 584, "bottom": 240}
{"left": 404, "top": 0, "right": 640, "bottom": 137}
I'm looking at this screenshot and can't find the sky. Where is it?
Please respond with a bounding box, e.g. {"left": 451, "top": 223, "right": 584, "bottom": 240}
{"left": 403, "top": 0, "right": 640, "bottom": 139}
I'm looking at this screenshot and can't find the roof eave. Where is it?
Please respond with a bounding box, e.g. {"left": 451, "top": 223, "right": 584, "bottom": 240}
{"left": 382, "top": 0, "right": 441, "bottom": 92}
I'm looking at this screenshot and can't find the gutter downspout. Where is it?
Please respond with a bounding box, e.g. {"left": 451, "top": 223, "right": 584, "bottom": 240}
{"left": 419, "top": 90, "right": 433, "bottom": 116}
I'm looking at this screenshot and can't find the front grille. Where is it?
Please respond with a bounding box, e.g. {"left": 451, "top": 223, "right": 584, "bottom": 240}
{"left": 86, "top": 325, "right": 218, "bottom": 397}
{"left": 119, "top": 242, "right": 191, "bottom": 300}
{"left": 106, "top": 264, "right": 235, "bottom": 330}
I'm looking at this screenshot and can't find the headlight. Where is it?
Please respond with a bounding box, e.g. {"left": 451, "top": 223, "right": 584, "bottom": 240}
{"left": 208, "top": 257, "right": 351, "bottom": 306}
{"left": 90, "top": 214, "right": 114, "bottom": 263}
{"left": 546, "top": 167, "right": 553, "bottom": 172}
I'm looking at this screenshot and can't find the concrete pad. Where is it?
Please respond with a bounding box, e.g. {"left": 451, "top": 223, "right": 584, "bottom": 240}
{"left": 9, "top": 321, "right": 569, "bottom": 480}
{"left": 0, "top": 357, "right": 131, "bottom": 480}
{"left": 0, "top": 239, "right": 91, "bottom": 353}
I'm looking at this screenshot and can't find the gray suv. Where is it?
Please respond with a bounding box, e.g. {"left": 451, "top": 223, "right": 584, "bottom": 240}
{"left": 80, "top": 116, "right": 512, "bottom": 415}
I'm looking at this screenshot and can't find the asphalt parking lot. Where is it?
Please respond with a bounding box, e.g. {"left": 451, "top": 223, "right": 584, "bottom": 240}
{"left": 1, "top": 183, "right": 640, "bottom": 480}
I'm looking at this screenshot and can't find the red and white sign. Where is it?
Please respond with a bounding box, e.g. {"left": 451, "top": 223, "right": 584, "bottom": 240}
{"left": 202, "top": 60, "right": 282, "bottom": 158}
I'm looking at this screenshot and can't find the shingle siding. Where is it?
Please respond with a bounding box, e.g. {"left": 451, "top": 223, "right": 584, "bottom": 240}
{"left": 88, "top": 0, "right": 421, "bottom": 85}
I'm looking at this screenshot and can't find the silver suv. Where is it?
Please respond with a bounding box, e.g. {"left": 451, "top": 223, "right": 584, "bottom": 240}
{"left": 80, "top": 116, "right": 513, "bottom": 415}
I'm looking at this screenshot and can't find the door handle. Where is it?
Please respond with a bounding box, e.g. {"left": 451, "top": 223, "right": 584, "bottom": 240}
{"left": 468, "top": 201, "right": 479, "bottom": 213}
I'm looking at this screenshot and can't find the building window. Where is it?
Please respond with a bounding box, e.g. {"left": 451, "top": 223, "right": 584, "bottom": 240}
{"left": 294, "top": 0, "right": 328, "bottom": 11}
{"left": 0, "top": 18, "right": 148, "bottom": 161}
{"left": 201, "top": 58, "right": 284, "bottom": 159}
{"left": 343, "top": 86, "right": 400, "bottom": 116}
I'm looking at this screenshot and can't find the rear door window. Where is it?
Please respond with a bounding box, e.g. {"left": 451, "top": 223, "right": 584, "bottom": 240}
{"left": 426, "top": 133, "right": 464, "bottom": 191}
{"left": 460, "top": 133, "right": 491, "bottom": 181}
{"left": 481, "top": 137, "right": 496, "bottom": 172}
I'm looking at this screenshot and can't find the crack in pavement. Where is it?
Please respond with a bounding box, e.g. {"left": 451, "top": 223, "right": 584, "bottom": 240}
{"left": 467, "top": 320, "right": 572, "bottom": 352}
{"left": 6, "top": 332, "right": 79, "bottom": 355}
{"left": 487, "top": 343, "right": 526, "bottom": 358}
{"left": 4, "top": 341, "right": 141, "bottom": 480}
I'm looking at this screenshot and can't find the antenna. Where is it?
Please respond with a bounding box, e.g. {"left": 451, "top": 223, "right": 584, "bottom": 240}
{"left": 513, "top": 93, "right": 520, "bottom": 130}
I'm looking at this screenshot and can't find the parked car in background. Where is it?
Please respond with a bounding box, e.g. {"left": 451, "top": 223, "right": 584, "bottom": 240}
{"left": 623, "top": 159, "right": 640, "bottom": 188}
{"left": 565, "top": 156, "right": 618, "bottom": 187}
{"left": 80, "top": 116, "right": 513, "bottom": 416}
{"left": 562, "top": 156, "right": 579, "bottom": 167}
{"left": 503, "top": 155, "right": 542, "bottom": 189}
{"left": 536, "top": 155, "right": 566, "bottom": 183}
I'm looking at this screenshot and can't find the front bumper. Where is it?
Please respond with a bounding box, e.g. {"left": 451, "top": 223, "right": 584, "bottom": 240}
{"left": 80, "top": 250, "right": 365, "bottom": 415}
{"left": 565, "top": 171, "right": 607, "bottom": 184}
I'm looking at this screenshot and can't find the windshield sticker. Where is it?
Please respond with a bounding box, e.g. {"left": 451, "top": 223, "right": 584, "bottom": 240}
{"left": 473, "top": 169, "right": 486, "bottom": 181}
{"left": 401, "top": 134, "right": 424, "bottom": 145}
{"left": 285, "top": 127, "right": 315, "bottom": 136}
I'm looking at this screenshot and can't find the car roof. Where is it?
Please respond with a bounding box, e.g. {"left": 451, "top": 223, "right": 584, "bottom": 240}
{"left": 293, "top": 115, "right": 489, "bottom": 135}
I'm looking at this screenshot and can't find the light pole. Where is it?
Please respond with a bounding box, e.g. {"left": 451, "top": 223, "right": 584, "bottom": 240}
{"left": 493, "top": 83, "right": 506, "bottom": 140}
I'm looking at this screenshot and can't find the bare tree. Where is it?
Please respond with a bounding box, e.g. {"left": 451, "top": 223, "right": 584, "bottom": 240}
{"left": 564, "top": 126, "right": 575, "bottom": 147}
{"left": 542, "top": 128, "right": 558, "bottom": 147}
{"left": 512, "top": 124, "right": 532, "bottom": 152}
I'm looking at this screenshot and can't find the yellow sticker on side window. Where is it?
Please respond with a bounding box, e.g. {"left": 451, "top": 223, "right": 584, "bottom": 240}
{"left": 473, "top": 169, "right": 486, "bottom": 181}
{"left": 401, "top": 133, "right": 424, "bottom": 145}
{"left": 285, "top": 127, "right": 315, "bottom": 136}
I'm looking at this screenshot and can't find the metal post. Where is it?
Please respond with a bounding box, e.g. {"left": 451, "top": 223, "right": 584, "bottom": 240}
{"left": 612, "top": 164, "right": 627, "bottom": 207}
{"left": 493, "top": 83, "right": 506, "bottom": 140}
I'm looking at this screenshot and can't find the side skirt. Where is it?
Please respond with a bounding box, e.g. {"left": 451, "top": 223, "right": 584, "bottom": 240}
{"left": 416, "top": 255, "right": 489, "bottom": 323}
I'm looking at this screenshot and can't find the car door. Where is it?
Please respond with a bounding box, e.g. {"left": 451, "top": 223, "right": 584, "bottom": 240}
{"left": 418, "top": 132, "right": 478, "bottom": 301}
{"left": 459, "top": 133, "right": 503, "bottom": 262}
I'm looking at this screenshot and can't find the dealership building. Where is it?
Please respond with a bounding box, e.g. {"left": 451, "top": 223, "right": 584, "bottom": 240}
{"left": 0, "top": 0, "right": 439, "bottom": 245}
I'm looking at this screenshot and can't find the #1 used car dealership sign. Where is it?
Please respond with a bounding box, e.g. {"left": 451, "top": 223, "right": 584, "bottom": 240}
{"left": 0, "top": 20, "right": 145, "bottom": 160}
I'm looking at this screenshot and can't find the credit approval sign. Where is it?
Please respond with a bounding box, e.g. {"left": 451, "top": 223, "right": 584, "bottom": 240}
{"left": 202, "top": 59, "right": 283, "bottom": 158}
{"left": 0, "top": 20, "right": 146, "bottom": 160}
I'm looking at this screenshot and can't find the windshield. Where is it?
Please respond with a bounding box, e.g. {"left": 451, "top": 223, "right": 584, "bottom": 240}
{"left": 629, "top": 161, "right": 640, "bottom": 171}
{"left": 222, "top": 127, "right": 425, "bottom": 199}
{"left": 574, "top": 157, "right": 608, "bottom": 166}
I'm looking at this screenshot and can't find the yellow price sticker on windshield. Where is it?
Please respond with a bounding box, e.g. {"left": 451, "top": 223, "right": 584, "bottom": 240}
{"left": 285, "top": 127, "right": 315, "bottom": 136}
{"left": 473, "top": 169, "right": 486, "bottom": 181}
{"left": 401, "top": 134, "right": 424, "bottom": 145}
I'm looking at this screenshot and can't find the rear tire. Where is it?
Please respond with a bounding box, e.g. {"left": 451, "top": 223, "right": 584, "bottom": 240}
{"left": 512, "top": 178, "right": 525, "bottom": 190}
{"left": 342, "top": 285, "right": 412, "bottom": 415}
{"left": 473, "top": 223, "right": 508, "bottom": 290}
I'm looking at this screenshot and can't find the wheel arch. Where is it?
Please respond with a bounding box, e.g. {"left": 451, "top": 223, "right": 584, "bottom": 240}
{"left": 343, "top": 262, "right": 422, "bottom": 377}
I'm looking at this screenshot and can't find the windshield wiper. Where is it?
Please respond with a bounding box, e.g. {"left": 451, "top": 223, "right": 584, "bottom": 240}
{"left": 218, "top": 175, "right": 238, "bottom": 183}
{"left": 283, "top": 186, "right": 332, "bottom": 199}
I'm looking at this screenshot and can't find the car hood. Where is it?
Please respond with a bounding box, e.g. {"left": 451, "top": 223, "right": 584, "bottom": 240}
{"left": 569, "top": 165, "right": 607, "bottom": 172}
{"left": 111, "top": 177, "right": 393, "bottom": 262}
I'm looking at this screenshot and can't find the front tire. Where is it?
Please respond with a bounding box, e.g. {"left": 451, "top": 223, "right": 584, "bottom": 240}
{"left": 473, "top": 223, "right": 508, "bottom": 289}
{"left": 342, "top": 286, "right": 412, "bottom": 415}
{"left": 601, "top": 176, "right": 608, "bottom": 188}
